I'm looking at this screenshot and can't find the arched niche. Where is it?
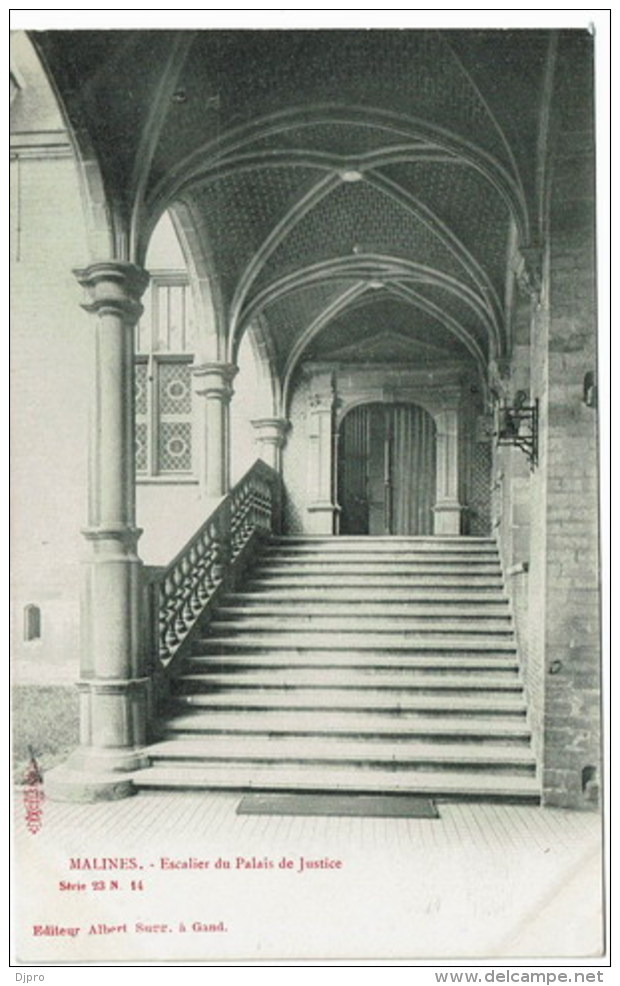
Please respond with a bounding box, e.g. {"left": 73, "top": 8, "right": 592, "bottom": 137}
{"left": 23, "top": 604, "right": 41, "bottom": 642}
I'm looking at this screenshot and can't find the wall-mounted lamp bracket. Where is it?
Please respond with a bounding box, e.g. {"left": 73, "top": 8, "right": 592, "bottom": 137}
{"left": 494, "top": 391, "right": 539, "bottom": 469}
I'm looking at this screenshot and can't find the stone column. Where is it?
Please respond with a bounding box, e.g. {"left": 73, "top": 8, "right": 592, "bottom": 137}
{"left": 433, "top": 408, "right": 463, "bottom": 535}
{"left": 46, "top": 261, "right": 150, "bottom": 802}
{"left": 193, "top": 362, "right": 238, "bottom": 498}
{"left": 251, "top": 417, "right": 289, "bottom": 473}
{"left": 306, "top": 369, "right": 339, "bottom": 534}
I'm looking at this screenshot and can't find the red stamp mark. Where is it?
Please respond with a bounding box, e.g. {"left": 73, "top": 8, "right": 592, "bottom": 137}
{"left": 23, "top": 747, "right": 44, "bottom": 834}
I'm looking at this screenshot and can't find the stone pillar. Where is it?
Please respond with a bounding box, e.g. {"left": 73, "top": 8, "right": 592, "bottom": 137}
{"left": 46, "top": 261, "right": 150, "bottom": 802}
{"left": 193, "top": 362, "right": 238, "bottom": 498}
{"left": 433, "top": 409, "right": 463, "bottom": 535}
{"left": 306, "top": 371, "right": 339, "bottom": 534}
{"left": 252, "top": 417, "right": 288, "bottom": 473}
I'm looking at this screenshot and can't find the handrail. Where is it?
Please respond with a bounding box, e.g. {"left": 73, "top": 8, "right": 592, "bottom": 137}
{"left": 144, "top": 459, "right": 281, "bottom": 670}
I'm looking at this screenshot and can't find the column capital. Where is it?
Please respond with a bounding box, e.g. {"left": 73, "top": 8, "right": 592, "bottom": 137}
{"left": 252, "top": 417, "right": 289, "bottom": 472}
{"left": 74, "top": 260, "right": 150, "bottom": 323}
{"left": 193, "top": 362, "right": 238, "bottom": 399}
{"left": 251, "top": 417, "right": 290, "bottom": 445}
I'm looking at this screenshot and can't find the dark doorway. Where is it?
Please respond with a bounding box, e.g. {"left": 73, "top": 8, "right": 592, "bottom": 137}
{"left": 337, "top": 402, "right": 436, "bottom": 535}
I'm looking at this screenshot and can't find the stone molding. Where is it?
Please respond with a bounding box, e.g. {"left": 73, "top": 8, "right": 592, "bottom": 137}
{"left": 251, "top": 417, "right": 289, "bottom": 443}
{"left": 252, "top": 417, "right": 290, "bottom": 472}
{"left": 74, "top": 260, "right": 149, "bottom": 323}
{"left": 192, "top": 361, "right": 238, "bottom": 400}
{"left": 301, "top": 360, "right": 465, "bottom": 535}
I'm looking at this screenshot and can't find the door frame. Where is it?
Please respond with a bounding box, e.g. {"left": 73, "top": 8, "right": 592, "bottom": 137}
{"left": 336, "top": 400, "right": 438, "bottom": 536}
{"left": 303, "top": 362, "right": 464, "bottom": 535}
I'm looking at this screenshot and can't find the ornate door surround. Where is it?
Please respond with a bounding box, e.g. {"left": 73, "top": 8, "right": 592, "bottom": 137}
{"left": 303, "top": 362, "right": 464, "bottom": 536}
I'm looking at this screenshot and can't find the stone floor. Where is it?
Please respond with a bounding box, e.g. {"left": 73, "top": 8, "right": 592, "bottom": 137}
{"left": 13, "top": 790, "right": 605, "bottom": 965}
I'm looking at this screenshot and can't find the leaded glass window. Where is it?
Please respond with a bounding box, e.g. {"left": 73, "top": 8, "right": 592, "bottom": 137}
{"left": 134, "top": 273, "right": 195, "bottom": 478}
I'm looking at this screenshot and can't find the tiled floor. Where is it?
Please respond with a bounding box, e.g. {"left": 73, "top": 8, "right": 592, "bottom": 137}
{"left": 13, "top": 790, "right": 605, "bottom": 964}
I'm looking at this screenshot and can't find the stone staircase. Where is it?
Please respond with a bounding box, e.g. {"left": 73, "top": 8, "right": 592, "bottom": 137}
{"left": 136, "top": 537, "right": 540, "bottom": 801}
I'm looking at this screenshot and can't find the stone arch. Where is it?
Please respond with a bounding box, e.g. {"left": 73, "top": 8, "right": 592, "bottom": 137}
{"left": 274, "top": 270, "right": 490, "bottom": 419}
{"left": 242, "top": 317, "right": 281, "bottom": 419}
{"left": 165, "top": 200, "right": 226, "bottom": 363}
{"left": 336, "top": 391, "right": 439, "bottom": 431}
{"left": 24, "top": 31, "right": 122, "bottom": 260}
{"left": 147, "top": 104, "right": 529, "bottom": 246}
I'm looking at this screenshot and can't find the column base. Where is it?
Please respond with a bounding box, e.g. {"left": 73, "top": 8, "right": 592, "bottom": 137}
{"left": 44, "top": 747, "right": 150, "bottom": 803}
{"left": 306, "top": 502, "right": 340, "bottom": 535}
{"left": 433, "top": 501, "right": 463, "bottom": 535}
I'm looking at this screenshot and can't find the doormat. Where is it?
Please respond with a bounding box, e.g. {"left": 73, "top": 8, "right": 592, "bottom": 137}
{"left": 236, "top": 793, "right": 439, "bottom": 819}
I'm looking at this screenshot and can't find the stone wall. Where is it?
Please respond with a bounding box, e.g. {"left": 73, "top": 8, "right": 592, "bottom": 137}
{"left": 458, "top": 382, "right": 492, "bottom": 536}
{"left": 493, "top": 32, "right": 600, "bottom": 808}
{"left": 541, "top": 33, "right": 600, "bottom": 808}
{"left": 523, "top": 298, "right": 550, "bottom": 764}
{"left": 491, "top": 289, "right": 543, "bottom": 755}
{"left": 11, "top": 149, "right": 91, "bottom": 680}
{"left": 282, "top": 372, "right": 311, "bottom": 533}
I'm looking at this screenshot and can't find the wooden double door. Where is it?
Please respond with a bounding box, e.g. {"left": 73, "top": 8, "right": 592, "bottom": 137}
{"left": 337, "top": 402, "right": 436, "bottom": 535}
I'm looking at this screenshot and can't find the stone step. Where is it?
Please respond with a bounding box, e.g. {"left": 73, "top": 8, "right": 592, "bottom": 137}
{"left": 198, "top": 635, "right": 517, "bottom": 653}
{"left": 163, "top": 710, "right": 533, "bottom": 741}
{"left": 263, "top": 548, "right": 499, "bottom": 562}
{"left": 207, "top": 618, "right": 513, "bottom": 636}
{"left": 176, "top": 670, "right": 523, "bottom": 692}
{"left": 146, "top": 737, "right": 536, "bottom": 772}
{"left": 269, "top": 536, "right": 496, "bottom": 550}
{"left": 147, "top": 532, "right": 538, "bottom": 803}
{"left": 218, "top": 603, "right": 511, "bottom": 620}
{"left": 226, "top": 589, "right": 510, "bottom": 605}
{"left": 254, "top": 562, "right": 502, "bottom": 575}
{"left": 248, "top": 574, "right": 504, "bottom": 587}
{"left": 187, "top": 653, "right": 519, "bottom": 672}
{"left": 134, "top": 764, "right": 540, "bottom": 800}
{"left": 172, "top": 689, "right": 526, "bottom": 713}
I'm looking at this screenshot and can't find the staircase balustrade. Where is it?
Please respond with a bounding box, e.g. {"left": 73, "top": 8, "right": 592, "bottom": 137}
{"left": 144, "top": 460, "right": 280, "bottom": 672}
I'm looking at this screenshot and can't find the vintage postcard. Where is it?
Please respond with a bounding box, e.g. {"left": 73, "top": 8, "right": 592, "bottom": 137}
{"left": 10, "top": 10, "right": 609, "bottom": 967}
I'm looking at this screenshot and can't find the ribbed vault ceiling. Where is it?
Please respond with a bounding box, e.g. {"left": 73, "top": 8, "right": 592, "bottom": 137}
{"left": 31, "top": 28, "right": 559, "bottom": 392}
{"left": 304, "top": 295, "right": 471, "bottom": 364}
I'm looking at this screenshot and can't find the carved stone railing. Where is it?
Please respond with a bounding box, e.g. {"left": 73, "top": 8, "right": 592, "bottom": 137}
{"left": 144, "top": 459, "right": 281, "bottom": 677}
